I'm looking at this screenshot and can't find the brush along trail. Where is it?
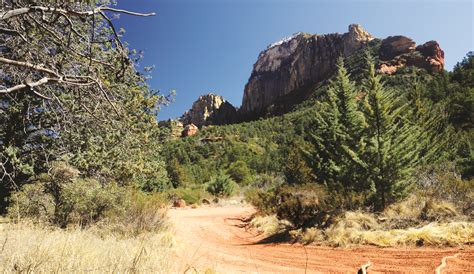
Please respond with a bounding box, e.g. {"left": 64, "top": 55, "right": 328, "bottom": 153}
{"left": 169, "top": 205, "right": 473, "bottom": 273}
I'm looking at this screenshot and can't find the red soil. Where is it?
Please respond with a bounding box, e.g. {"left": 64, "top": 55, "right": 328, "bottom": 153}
{"left": 169, "top": 205, "right": 474, "bottom": 273}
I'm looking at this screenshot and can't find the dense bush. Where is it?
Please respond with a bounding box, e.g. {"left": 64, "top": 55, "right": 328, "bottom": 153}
{"left": 206, "top": 173, "right": 238, "bottom": 197}
{"left": 8, "top": 162, "right": 125, "bottom": 228}
{"left": 414, "top": 164, "right": 474, "bottom": 218}
{"left": 226, "top": 160, "right": 252, "bottom": 185}
{"left": 273, "top": 184, "right": 335, "bottom": 229}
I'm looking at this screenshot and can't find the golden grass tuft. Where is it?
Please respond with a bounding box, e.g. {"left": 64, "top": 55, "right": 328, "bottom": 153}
{"left": 290, "top": 227, "right": 325, "bottom": 244}
{"left": 0, "top": 222, "right": 174, "bottom": 273}
{"left": 326, "top": 220, "right": 474, "bottom": 247}
{"left": 250, "top": 215, "right": 291, "bottom": 236}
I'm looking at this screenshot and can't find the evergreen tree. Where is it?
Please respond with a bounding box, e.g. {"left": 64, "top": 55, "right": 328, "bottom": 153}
{"left": 362, "top": 55, "right": 426, "bottom": 210}
{"left": 305, "top": 58, "right": 368, "bottom": 207}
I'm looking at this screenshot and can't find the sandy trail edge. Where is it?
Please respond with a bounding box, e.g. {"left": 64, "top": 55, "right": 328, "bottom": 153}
{"left": 169, "top": 205, "right": 473, "bottom": 273}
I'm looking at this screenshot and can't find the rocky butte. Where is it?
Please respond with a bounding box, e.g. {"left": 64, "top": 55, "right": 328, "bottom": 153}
{"left": 174, "top": 24, "right": 444, "bottom": 130}
{"left": 180, "top": 93, "right": 238, "bottom": 128}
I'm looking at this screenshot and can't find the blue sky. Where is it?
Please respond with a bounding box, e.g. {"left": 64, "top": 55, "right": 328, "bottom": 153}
{"left": 115, "top": 0, "right": 473, "bottom": 121}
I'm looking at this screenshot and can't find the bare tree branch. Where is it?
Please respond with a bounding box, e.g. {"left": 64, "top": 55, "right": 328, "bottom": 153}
{"left": 0, "top": 6, "right": 155, "bottom": 21}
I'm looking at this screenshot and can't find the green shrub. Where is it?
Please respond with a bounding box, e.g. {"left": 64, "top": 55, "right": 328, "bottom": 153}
{"left": 7, "top": 162, "right": 126, "bottom": 228}
{"left": 206, "top": 174, "right": 238, "bottom": 197}
{"left": 226, "top": 160, "right": 252, "bottom": 185}
{"left": 244, "top": 188, "right": 277, "bottom": 215}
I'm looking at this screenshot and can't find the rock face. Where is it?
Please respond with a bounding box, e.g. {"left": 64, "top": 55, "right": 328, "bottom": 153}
{"left": 181, "top": 123, "right": 198, "bottom": 137}
{"left": 378, "top": 37, "right": 445, "bottom": 75}
{"left": 180, "top": 94, "right": 238, "bottom": 128}
{"left": 240, "top": 24, "right": 374, "bottom": 116}
{"left": 379, "top": 36, "right": 416, "bottom": 60}
{"left": 175, "top": 24, "right": 445, "bottom": 125}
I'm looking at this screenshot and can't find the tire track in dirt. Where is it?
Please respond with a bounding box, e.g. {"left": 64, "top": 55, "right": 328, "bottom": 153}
{"left": 169, "top": 205, "right": 474, "bottom": 273}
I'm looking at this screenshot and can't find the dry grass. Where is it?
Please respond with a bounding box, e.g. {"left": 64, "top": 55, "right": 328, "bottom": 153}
{"left": 290, "top": 228, "right": 325, "bottom": 244}
{"left": 250, "top": 215, "right": 291, "bottom": 236}
{"left": 253, "top": 197, "right": 474, "bottom": 247}
{"left": 326, "top": 221, "right": 474, "bottom": 247}
{"left": 0, "top": 221, "right": 174, "bottom": 273}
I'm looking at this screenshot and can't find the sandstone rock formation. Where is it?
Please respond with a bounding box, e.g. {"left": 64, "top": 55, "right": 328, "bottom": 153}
{"left": 180, "top": 94, "right": 237, "bottom": 128}
{"left": 181, "top": 123, "right": 198, "bottom": 137}
{"left": 240, "top": 24, "right": 374, "bottom": 117}
{"left": 379, "top": 36, "right": 416, "bottom": 60}
{"left": 378, "top": 37, "right": 444, "bottom": 75}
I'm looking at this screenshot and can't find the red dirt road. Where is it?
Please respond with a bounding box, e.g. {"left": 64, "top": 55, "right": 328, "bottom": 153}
{"left": 169, "top": 205, "right": 473, "bottom": 273}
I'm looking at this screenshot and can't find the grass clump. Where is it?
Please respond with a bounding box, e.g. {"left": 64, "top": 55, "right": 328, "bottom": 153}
{"left": 250, "top": 215, "right": 291, "bottom": 236}
{"left": 326, "top": 221, "right": 474, "bottom": 247}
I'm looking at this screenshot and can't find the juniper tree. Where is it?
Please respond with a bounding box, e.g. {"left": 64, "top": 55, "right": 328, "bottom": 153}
{"left": 305, "top": 58, "right": 368, "bottom": 208}
{"left": 361, "top": 55, "right": 431, "bottom": 210}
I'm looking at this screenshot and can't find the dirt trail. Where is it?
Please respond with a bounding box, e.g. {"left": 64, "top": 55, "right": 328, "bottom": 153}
{"left": 169, "top": 205, "right": 473, "bottom": 273}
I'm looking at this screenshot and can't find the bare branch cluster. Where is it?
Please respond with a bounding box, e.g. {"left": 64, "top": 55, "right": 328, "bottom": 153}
{"left": 0, "top": 0, "right": 153, "bottom": 98}
{"left": 0, "top": 0, "right": 156, "bottom": 191}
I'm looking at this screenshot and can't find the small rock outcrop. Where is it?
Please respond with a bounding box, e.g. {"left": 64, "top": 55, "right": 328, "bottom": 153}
{"left": 378, "top": 37, "right": 444, "bottom": 75}
{"left": 240, "top": 24, "right": 374, "bottom": 117}
{"left": 181, "top": 123, "right": 198, "bottom": 137}
{"left": 180, "top": 94, "right": 238, "bottom": 128}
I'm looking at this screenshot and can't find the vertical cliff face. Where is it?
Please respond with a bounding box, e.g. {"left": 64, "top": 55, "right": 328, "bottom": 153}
{"left": 240, "top": 24, "right": 374, "bottom": 116}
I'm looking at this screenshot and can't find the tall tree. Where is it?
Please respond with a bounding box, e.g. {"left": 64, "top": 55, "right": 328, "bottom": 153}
{"left": 0, "top": 0, "right": 169, "bottom": 209}
{"left": 361, "top": 54, "right": 438, "bottom": 210}
{"left": 305, "top": 58, "right": 368, "bottom": 208}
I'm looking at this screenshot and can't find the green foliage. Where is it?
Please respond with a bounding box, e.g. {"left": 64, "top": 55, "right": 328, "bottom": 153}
{"left": 8, "top": 162, "right": 125, "bottom": 228}
{"left": 0, "top": 1, "right": 171, "bottom": 211}
{"left": 166, "top": 158, "right": 190, "bottom": 188}
{"left": 304, "top": 58, "right": 368, "bottom": 202}
{"left": 283, "top": 146, "right": 314, "bottom": 185}
{"left": 245, "top": 188, "right": 277, "bottom": 216}
{"left": 226, "top": 160, "right": 252, "bottom": 185}
{"left": 206, "top": 173, "right": 238, "bottom": 197}
{"left": 167, "top": 187, "right": 209, "bottom": 205}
